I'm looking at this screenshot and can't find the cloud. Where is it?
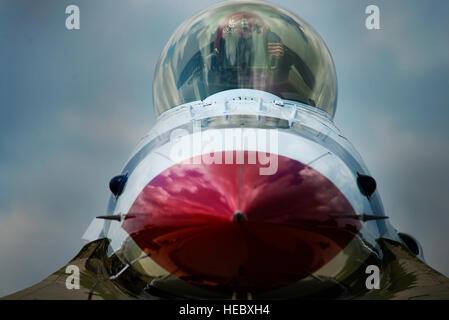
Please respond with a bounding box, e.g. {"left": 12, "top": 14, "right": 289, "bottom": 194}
{"left": 60, "top": 100, "right": 149, "bottom": 148}
{"left": 351, "top": 112, "right": 449, "bottom": 276}
{"left": 362, "top": 1, "right": 449, "bottom": 74}
{"left": 0, "top": 95, "right": 151, "bottom": 296}
{"left": 0, "top": 207, "right": 72, "bottom": 297}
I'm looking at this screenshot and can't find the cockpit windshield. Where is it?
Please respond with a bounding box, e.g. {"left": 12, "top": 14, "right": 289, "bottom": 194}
{"left": 153, "top": 1, "right": 338, "bottom": 118}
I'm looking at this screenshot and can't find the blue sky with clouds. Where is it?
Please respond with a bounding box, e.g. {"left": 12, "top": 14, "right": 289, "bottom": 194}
{"left": 0, "top": 0, "right": 448, "bottom": 296}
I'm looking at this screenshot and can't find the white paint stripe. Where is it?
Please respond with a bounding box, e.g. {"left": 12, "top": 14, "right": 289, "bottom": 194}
{"left": 108, "top": 128, "right": 363, "bottom": 252}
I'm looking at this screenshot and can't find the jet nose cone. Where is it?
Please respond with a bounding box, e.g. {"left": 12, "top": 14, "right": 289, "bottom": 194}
{"left": 122, "top": 151, "right": 361, "bottom": 294}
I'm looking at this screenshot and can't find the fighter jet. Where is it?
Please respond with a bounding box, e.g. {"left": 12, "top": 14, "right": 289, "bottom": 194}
{"left": 4, "top": 0, "right": 449, "bottom": 300}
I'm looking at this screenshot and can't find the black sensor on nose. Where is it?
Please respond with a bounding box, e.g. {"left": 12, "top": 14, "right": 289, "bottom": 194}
{"left": 109, "top": 173, "right": 128, "bottom": 197}
{"left": 357, "top": 172, "right": 377, "bottom": 198}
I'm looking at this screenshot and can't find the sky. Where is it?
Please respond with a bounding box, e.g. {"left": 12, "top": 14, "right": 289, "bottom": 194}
{"left": 0, "top": 0, "right": 448, "bottom": 297}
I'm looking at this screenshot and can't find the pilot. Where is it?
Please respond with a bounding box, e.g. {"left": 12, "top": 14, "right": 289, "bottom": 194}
{"left": 209, "top": 12, "right": 286, "bottom": 94}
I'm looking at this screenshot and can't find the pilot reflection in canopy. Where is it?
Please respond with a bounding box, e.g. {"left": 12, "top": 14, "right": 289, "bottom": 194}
{"left": 211, "top": 12, "right": 315, "bottom": 106}
{"left": 179, "top": 12, "right": 316, "bottom": 107}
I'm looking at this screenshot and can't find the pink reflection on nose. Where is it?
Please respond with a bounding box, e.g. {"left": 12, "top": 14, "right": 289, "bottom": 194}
{"left": 122, "top": 151, "right": 360, "bottom": 293}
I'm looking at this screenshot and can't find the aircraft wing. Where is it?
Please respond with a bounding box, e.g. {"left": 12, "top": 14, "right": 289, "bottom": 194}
{"left": 355, "top": 238, "right": 449, "bottom": 300}
{"left": 2, "top": 238, "right": 449, "bottom": 300}
{"left": 1, "top": 239, "right": 157, "bottom": 300}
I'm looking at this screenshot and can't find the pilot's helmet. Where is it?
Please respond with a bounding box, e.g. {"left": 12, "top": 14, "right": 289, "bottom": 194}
{"left": 153, "top": 0, "right": 338, "bottom": 118}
